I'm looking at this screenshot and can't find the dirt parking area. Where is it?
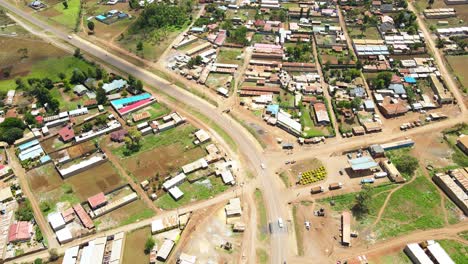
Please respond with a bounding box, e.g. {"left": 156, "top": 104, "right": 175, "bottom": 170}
{"left": 411, "top": 131, "right": 455, "bottom": 168}
{"left": 177, "top": 204, "right": 243, "bottom": 263}
{"left": 293, "top": 202, "right": 340, "bottom": 263}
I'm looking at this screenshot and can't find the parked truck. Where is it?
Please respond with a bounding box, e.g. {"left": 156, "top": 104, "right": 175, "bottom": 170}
{"left": 361, "top": 178, "right": 375, "bottom": 184}
{"left": 311, "top": 186, "right": 324, "bottom": 194}
{"left": 329, "top": 182, "right": 343, "bottom": 190}
{"left": 374, "top": 172, "right": 388, "bottom": 179}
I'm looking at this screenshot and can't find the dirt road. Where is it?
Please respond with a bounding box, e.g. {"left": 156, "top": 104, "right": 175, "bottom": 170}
{"left": 408, "top": 2, "right": 467, "bottom": 113}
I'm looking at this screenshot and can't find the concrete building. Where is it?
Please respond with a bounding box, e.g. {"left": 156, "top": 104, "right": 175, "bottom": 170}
{"left": 380, "top": 159, "right": 405, "bottom": 183}
{"left": 341, "top": 211, "right": 351, "bottom": 246}
{"left": 404, "top": 243, "right": 434, "bottom": 264}
{"left": 433, "top": 173, "right": 468, "bottom": 215}
{"left": 456, "top": 135, "right": 468, "bottom": 155}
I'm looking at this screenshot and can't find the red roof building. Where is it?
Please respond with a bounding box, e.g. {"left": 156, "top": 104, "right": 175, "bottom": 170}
{"left": 35, "top": 116, "right": 44, "bottom": 124}
{"left": 8, "top": 221, "right": 33, "bottom": 243}
{"left": 73, "top": 204, "right": 95, "bottom": 229}
{"left": 58, "top": 125, "right": 75, "bottom": 142}
{"left": 110, "top": 129, "right": 128, "bottom": 142}
{"left": 88, "top": 192, "right": 107, "bottom": 209}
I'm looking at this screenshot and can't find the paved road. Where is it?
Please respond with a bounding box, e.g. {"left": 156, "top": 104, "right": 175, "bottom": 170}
{"left": 0, "top": 1, "right": 289, "bottom": 263}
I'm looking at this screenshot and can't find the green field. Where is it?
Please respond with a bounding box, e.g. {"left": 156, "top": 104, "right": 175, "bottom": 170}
{"left": 439, "top": 240, "right": 468, "bottom": 264}
{"left": 112, "top": 124, "right": 198, "bottom": 158}
{"left": 51, "top": 0, "right": 81, "bottom": 29}
{"left": 300, "top": 106, "right": 325, "bottom": 138}
{"left": 375, "top": 174, "right": 446, "bottom": 239}
{"left": 217, "top": 48, "right": 242, "bottom": 65}
{"left": 0, "top": 56, "right": 96, "bottom": 92}
{"left": 122, "top": 227, "right": 150, "bottom": 264}
{"left": 446, "top": 55, "right": 468, "bottom": 93}
{"left": 155, "top": 176, "right": 229, "bottom": 209}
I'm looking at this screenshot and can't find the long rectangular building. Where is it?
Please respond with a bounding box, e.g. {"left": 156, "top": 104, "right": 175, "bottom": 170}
{"left": 341, "top": 211, "right": 351, "bottom": 246}
{"left": 433, "top": 174, "right": 468, "bottom": 215}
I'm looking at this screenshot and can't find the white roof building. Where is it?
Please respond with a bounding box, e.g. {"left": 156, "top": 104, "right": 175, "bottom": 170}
{"left": 162, "top": 173, "right": 186, "bottom": 190}
{"left": 157, "top": 239, "right": 175, "bottom": 261}
{"left": 56, "top": 226, "right": 73, "bottom": 244}
{"left": 427, "top": 242, "right": 455, "bottom": 264}
{"left": 168, "top": 186, "right": 184, "bottom": 200}
{"left": 178, "top": 253, "right": 197, "bottom": 264}
{"left": 62, "top": 246, "right": 79, "bottom": 264}
{"left": 48, "top": 212, "right": 66, "bottom": 231}
{"left": 404, "top": 243, "right": 434, "bottom": 264}
{"left": 109, "top": 232, "right": 124, "bottom": 264}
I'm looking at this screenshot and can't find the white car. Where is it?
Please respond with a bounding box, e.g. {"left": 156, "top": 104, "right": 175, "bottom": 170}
{"left": 261, "top": 163, "right": 266, "bottom": 169}
{"left": 67, "top": 35, "right": 73, "bottom": 39}
{"left": 305, "top": 221, "right": 310, "bottom": 230}
{"left": 277, "top": 218, "right": 284, "bottom": 228}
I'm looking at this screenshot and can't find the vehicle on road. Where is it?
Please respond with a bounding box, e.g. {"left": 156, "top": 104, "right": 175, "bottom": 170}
{"left": 329, "top": 182, "right": 343, "bottom": 190}
{"left": 278, "top": 218, "right": 284, "bottom": 228}
{"left": 305, "top": 221, "right": 310, "bottom": 230}
{"left": 361, "top": 178, "right": 375, "bottom": 184}
{"left": 261, "top": 163, "right": 266, "bottom": 169}
{"left": 374, "top": 172, "right": 388, "bottom": 179}
{"left": 67, "top": 35, "right": 72, "bottom": 39}
{"left": 311, "top": 186, "right": 324, "bottom": 194}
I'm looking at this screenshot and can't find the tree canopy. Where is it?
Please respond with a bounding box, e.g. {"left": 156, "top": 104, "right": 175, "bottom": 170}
{"left": 0, "top": 117, "right": 25, "bottom": 144}
{"left": 131, "top": 3, "right": 190, "bottom": 32}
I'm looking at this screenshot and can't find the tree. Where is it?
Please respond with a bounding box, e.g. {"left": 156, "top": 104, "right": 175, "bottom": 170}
{"left": 96, "top": 87, "right": 107, "bottom": 104}
{"left": 135, "top": 80, "right": 143, "bottom": 92}
{"left": 428, "top": 0, "right": 434, "bottom": 7}
{"left": 58, "top": 72, "right": 66, "bottom": 80}
{"left": 42, "top": 78, "right": 54, "bottom": 89}
{"left": 0, "top": 117, "right": 25, "bottom": 144}
{"left": 351, "top": 97, "right": 362, "bottom": 109}
{"left": 62, "top": 0, "right": 68, "bottom": 9}
{"left": 94, "top": 115, "right": 107, "bottom": 126}
{"left": 87, "top": 21, "right": 95, "bottom": 32}
{"left": 34, "top": 258, "right": 43, "bottom": 264}
{"left": 24, "top": 112, "right": 37, "bottom": 126}
{"left": 391, "top": 154, "right": 419, "bottom": 176}
{"left": 71, "top": 69, "right": 86, "bottom": 84}
{"left": 83, "top": 123, "right": 93, "bottom": 132}
{"left": 137, "top": 41, "right": 143, "bottom": 51}
{"left": 49, "top": 249, "right": 59, "bottom": 261}
{"left": 144, "top": 237, "right": 155, "bottom": 254}
{"left": 124, "top": 128, "right": 142, "bottom": 154}
{"left": 15, "top": 200, "right": 34, "bottom": 221}
{"left": 74, "top": 48, "right": 82, "bottom": 58}
{"left": 353, "top": 184, "right": 372, "bottom": 218}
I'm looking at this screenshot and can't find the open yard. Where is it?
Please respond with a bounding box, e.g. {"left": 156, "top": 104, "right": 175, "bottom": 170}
{"left": 94, "top": 199, "right": 154, "bottom": 230}
{"left": 127, "top": 102, "right": 171, "bottom": 125}
{"left": 205, "top": 73, "right": 232, "bottom": 89}
{"left": 122, "top": 227, "right": 151, "bottom": 264}
{"left": 374, "top": 174, "right": 453, "bottom": 239}
{"left": 300, "top": 105, "right": 327, "bottom": 138}
{"left": 28, "top": 162, "right": 125, "bottom": 214}
{"left": 155, "top": 176, "right": 229, "bottom": 209}
{"left": 348, "top": 26, "right": 382, "bottom": 40}
{"left": 217, "top": 48, "right": 243, "bottom": 65}
{"left": 446, "top": 55, "right": 468, "bottom": 92}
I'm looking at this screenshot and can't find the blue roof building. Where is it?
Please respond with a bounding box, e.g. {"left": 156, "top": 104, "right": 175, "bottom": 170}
{"left": 349, "top": 157, "right": 379, "bottom": 171}
{"left": 266, "top": 104, "right": 279, "bottom": 115}
{"left": 350, "top": 87, "right": 366, "bottom": 98}
{"left": 389, "top": 83, "right": 406, "bottom": 95}
{"left": 404, "top": 76, "right": 416, "bottom": 84}
{"left": 103, "top": 79, "right": 127, "bottom": 94}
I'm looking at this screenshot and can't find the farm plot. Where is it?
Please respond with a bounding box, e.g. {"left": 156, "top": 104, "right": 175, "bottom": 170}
{"left": 217, "top": 48, "right": 243, "bottom": 65}
{"left": 122, "top": 227, "right": 151, "bottom": 264}
{"left": 94, "top": 199, "right": 154, "bottom": 230}
{"left": 28, "top": 162, "right": 126, "bottom": 215}
{"left": 446, "top": 55, "right": 468, "bottom": 92}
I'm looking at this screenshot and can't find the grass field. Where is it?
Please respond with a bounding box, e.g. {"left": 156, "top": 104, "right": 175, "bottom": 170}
{"left": 205, "top": 73, "right": 232, "bottom": 89}
{"left": 122, "top": 227, "right": 150, "bottom": 264}
{"left": 155, "top": 176, "right": 229, "bottom": 209}
{"left": 95, "top": 200, "right": 154, "bottom": 230}
{"left": 254, "top": 189, "right": 268, "bottom": 242}
{"left": 446, "top": 55, "right": 468, "bottom": 93}
{"left": 112, "top": 124, "right": 198, "bottom": 158}
{"left": 300, "top": 106, "right": 325, "bottom": 138}
{"left": 292, "top": 205, "right": 304, "bottom": 256}
{"left": 375, "top": 174, "right": 446, "bottom": 239}
{"left": 369, "top": 251, "right": 412, "bottom": 264}
{"left": 348, "top": 26, "right": 382, "bottom": 40}
{"left": 50, "top": 0, "right": 81, "bottom": 29}
{"left": 438, "top": 240, "right": 468, "bottom": 263}
{"left": 0, "top": 56, "right": 96, "bottom": 92}
{"left": 217, "top": 48, "right": 242, "bottom": 65}
{"left": 256, "top": 248, "right": 269, "bottom": 264}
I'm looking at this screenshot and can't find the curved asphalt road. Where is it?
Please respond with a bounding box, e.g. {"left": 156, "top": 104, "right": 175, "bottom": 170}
{"left": 0, "top": 1, "right": 288, "bottom": 263}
